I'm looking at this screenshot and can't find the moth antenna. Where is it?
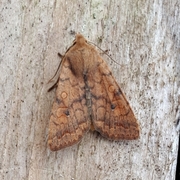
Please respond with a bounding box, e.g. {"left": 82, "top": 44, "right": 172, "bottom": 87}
{"left": 89, "top": 41, "right": 120, "bottom": 66}
{"left": 47, "top": 53, "right": 63, "bottom": 84}
{"left": 48, "top": 77, "right": 59, "bottom": 92}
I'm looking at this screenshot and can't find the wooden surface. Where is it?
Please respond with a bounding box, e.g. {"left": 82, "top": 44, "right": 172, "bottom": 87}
{"left": 0, "top": 0, "right": 179, "bottom": 179}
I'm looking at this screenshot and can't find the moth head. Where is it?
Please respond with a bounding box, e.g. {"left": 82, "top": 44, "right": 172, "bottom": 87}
{"left": 75, "top": 34, "right": 87, "bottom": 45}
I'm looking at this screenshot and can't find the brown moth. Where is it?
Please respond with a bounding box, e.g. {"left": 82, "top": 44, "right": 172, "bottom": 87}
{"left": 48, "top": 34, "right": 139, "bottom": 151}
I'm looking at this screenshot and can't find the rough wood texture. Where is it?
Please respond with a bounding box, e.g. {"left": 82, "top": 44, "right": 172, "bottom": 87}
{"left": 0, "top": 0, "right": 179, "bottom": 179}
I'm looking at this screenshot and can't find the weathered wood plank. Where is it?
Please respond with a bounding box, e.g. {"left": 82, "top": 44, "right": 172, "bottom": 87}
{"left": 0, "top": 0, "right": 179, "bottom": 179}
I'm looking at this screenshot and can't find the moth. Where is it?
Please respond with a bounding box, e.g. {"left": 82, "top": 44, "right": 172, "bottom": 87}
{"left": 48, "top": 34, "right": 139, "bottom": 151}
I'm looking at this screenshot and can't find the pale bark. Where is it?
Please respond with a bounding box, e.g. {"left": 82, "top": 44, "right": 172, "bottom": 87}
{"left": 0, "top": 0, "right": 179, "bottom": 180}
